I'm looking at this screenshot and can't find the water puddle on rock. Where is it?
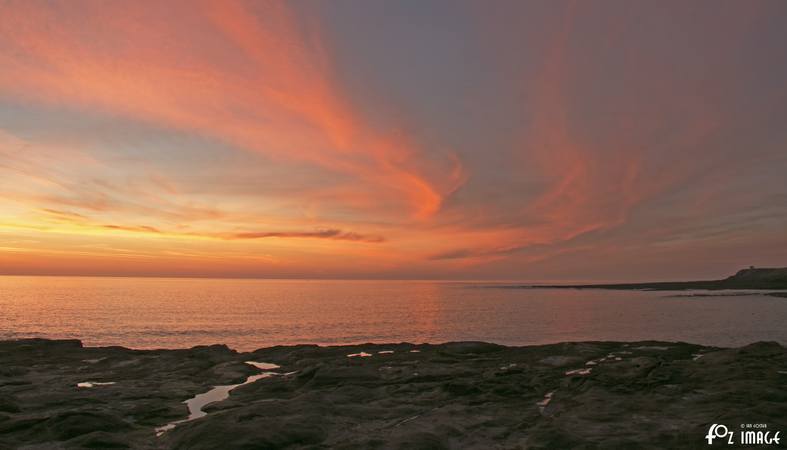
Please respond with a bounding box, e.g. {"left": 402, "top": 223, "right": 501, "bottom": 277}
{"left": 82, "top": 357, "right": 106, "bottom": 364}
{"left": 585, "top": 351, "right": 628, "bottom": 367}
{"left": 155, "top": 361, "right": 280, "bottom": 436}
{"left": 76, "top": 381, "right": 116, "bottom": 388}
{"left": 537, "top": 391, "right": 554, "bottom": 414}
{"left": 565, "top": 368, "right": 592, "bottom": 376}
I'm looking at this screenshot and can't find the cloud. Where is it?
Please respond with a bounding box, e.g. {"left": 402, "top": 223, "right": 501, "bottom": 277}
{"left": 229, "top": 229, "right": 385, "bottom": 243}
{"left": 31, "top": 207, "right": 384, "bottom": 243}
{"left": 102, "top": 224, "right": 162, "bottom": 234}
{"left": 39, "top": 208, "right": 88, "bottom": 221}
{"left": 428, "top": 246, "right": 520, "bottom": 261}
{"left": 1, "top": 1, "right": 785, "bottom": 279}
{"left": 0, "top": 0, "right": 465, "bottom": 219}
{"left": 444, "top": 2, "right": 734, "bottom": 260}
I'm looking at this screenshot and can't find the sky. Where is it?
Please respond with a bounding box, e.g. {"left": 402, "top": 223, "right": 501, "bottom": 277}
{"left": 0, "top": 0, "right": 786, "bottom": 281}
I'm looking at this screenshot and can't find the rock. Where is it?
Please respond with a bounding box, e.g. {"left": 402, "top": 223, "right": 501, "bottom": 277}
{"left": 0, "top": 396, "right": 21, "bottom": 413}
{"left": 438, "top": 342, "right": 505, "bottom": 354}
{"left": 0, "top": 339, "right": 785, "bottom": 449}
{"left": 539, "top": 355, "right": 585, "bottom": 367}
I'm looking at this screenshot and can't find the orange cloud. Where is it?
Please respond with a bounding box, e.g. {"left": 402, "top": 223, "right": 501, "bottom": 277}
{"left": 427, "top": 3, "right": 729, "bottom": 265}
{"left": 229, "top": 229, "right": 385, "bottom": 243}
{"left": 1, "top": 1, "right": 783, "bottom": 280}
{"left": 0, "top": 0, "right": 464, "bottom": 219}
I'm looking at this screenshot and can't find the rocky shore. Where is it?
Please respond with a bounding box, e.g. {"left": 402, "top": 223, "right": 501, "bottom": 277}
{"left": 1, "top": 338, "right": 785, "bottom": 449}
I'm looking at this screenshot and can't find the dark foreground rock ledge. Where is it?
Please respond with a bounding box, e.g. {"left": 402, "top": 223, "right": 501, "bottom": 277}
{"left": 1, "top": 339, "right": 785, "bottom": 449}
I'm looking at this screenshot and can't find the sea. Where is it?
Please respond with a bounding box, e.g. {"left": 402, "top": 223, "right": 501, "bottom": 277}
{"left": 1, "top": 276, "right": 785, "bottom": 351}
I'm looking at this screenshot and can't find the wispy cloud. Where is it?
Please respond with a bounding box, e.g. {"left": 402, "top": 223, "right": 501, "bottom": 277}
{"left": 229, "top": 229, "right": 385, "bottom": 243}
{"left": 30, "top": 208, "right": 384, "bottom": 243}
{"left": 0, "top": 1, "right": 785, "bottom": 279}
{"left": 0, "top": 0, "right": 464, "bottom": 219}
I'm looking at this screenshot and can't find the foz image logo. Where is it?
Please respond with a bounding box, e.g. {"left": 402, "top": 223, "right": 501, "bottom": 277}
{"left": 706, "top": 424, "right": 734, "bottom": 445}
{"left": 705, "top": 423, "right": 781, "bottom": 445}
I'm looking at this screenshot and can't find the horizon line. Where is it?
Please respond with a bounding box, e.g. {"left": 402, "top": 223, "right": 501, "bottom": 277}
{"left": 0, "top": 271, "right": 747, "bottom": 284}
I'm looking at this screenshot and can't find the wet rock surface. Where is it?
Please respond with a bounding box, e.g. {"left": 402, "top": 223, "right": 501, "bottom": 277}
{"left": 1, "top": 339, "right": 785, "bottom": 449}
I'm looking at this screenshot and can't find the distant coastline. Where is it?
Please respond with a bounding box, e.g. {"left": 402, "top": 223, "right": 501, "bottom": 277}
{"left": 508, "top": 267, "right": 787, "bottom": 296}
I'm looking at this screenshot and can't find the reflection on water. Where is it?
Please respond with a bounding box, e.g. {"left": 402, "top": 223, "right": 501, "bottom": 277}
{"left": 76, "top": 381, "right": 116, "bottom": 388}
{"left": 155, "top": 361, "right": 280, "bottom": 436}
{"left": 537, "top": 391, "right": 554, "bottom": 414}
{"left": 1, "top": 276, "right": 786, "bottom": 350}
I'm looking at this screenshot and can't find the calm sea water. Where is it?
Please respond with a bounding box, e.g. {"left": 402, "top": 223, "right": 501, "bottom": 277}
{"left": 1, "top": 276, "right": 785, "bottom": 351}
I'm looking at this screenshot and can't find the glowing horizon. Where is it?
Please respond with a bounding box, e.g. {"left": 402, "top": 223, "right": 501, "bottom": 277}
{"left": 1, "top": 0, "right": 786, "bottom": 281}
